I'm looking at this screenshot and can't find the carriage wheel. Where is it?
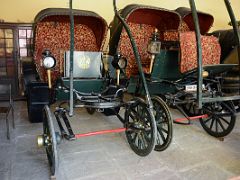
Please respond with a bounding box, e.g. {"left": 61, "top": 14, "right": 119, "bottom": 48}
{"left": 43, "top": 105, "right": 58, "bottom": 176}
{"left": 199, "top": 101, "right": 236, "bottom": 137}
{"left": 151, "top": 96, "right": 173, "bottom": 151}
{"left": 125, "top": 97, "right": 156, "bottom": 156}
{"left": 86, "top": 108, "right": 95, "bottom": 115}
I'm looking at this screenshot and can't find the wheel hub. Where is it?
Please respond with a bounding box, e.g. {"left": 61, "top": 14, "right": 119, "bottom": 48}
{"left": 131, "top": 121, "right": 145, "bottom": 130}
{"left": 37, "top": 134, "right": 52, "bottom": 147}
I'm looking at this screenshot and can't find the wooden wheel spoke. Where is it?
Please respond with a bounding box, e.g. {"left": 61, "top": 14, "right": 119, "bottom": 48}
{"left": 140, "top": 133, "right": 148, "bottom": 149}
{"left": 158, "top": 129, "right": 166, "bottom": 142}
{"left": 215, "top": 118, "right": 218, "bottom": 132}
{"left": 159, "top": 127, "right": 168, "bottom": 134}
{"left": 131, "top": 132, "right": 138, "bottom": 143}
{"left": 143, "top": 131, "right": 151, "bottom": 143}
{"left": 210, "top": 118, "right": 215, "bottom": 130}
{"left": 218, "top": 116, "right": 231, "bottom": 125}
{"left": 137, "top": 136, "right": 141, "bottom": 149}
{"left": 129, "top": 112, "right": 136, "bottom": 121}
{"left": 217, "top": 118, "right": 226, "bottom": 131}
{"left": 203, "top": 117, "right": 212, "bottom": 124}
{"left": 156, "top": 132, "right": 162, "bottom": 144}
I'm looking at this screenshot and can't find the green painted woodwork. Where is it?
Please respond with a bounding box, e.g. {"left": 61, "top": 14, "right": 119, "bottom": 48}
{"left": 127, "top": 49, "right": 181, "bottom": 95}
{"left": 151, "top": 50, "right": 182, "bottom": 81}
{"left": 127, "top": 76, "right": 177, "bottom": 95}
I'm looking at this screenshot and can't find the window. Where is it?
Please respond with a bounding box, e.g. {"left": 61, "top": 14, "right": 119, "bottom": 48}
{"left": 0, "top": 28, "right": 14, "bottom": 76}
{"left": 18, "top": 29, "right": 33, "bottom": 57}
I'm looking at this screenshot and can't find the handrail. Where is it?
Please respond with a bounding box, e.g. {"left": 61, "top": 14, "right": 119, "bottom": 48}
{"left": 69, "top": 0, "right": 74, "bottom": 116}
{"left": 189, "top": 0, "right": 203, "bottom": 108}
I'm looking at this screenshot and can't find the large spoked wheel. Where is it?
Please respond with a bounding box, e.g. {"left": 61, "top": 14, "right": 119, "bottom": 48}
{"left": 200, "top": 101, "right": 236, "bottom": 137}
{"left": 43, "top": 105, "right": 58, "bottom": 176}
{"left": 152, "top": 96, "right": 173, "bottom": 151}
{"left": 125, "top": 98, "right": 156, "bottom": 156}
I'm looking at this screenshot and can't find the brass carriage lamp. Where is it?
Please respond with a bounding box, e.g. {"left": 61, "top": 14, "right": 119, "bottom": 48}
{"left": 147, "top": 28, "right": 161, "bottom": 74}
{"left": 112, "top": 54, "right": 127, "bottom": 85}
{"left": 42, "top": 50, "right": 56, "bottom": 88}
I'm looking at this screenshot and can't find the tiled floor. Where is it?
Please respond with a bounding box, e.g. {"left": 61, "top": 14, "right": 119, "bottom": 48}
{"left": 0, "top": 101, "right": 240, "bottom": 180}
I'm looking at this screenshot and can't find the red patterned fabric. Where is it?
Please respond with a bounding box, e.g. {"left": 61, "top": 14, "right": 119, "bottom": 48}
{"left": 118, "top": 22, "right": 155, "bottom": 77}
{"left": 179, "top": 31, "right": 221, "bottom": 73}
{"left": 34, "top": 22, "right": 98, "bottom": 82}
{"left": 163, "top": 21, "right": 190, "bottom": 41}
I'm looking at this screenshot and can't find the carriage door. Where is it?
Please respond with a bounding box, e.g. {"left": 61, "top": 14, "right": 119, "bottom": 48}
{"left": 0, "top": 23, "right": 32, "bottom": 97}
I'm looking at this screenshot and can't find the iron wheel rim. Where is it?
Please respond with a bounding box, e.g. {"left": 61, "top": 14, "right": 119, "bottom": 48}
{"left": 152, "top": 96, "right": 173, "bottom": 151}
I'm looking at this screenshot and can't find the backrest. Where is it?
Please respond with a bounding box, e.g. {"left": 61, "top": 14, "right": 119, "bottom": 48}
{"left": 179, "top": 31, "right": 221, "bottom": 73}
{"left": 163, "top": 21, "right": 190, "bottom": 41}
{"left": 175, "top": 7, "right": 220, "bottom": 73}
{"left": 118, "top": 22, "right": 155, "bottom": 77}
{"left": 34, "top": 22, "right": 98, "bottom": 83}
{"left": 118, "top": 21, "right": 192, "bottom": 77}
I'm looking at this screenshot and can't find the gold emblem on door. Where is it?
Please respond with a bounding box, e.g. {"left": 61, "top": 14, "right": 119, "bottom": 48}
{"left": 77, "top": 55, "right": 91, "bottom": 69}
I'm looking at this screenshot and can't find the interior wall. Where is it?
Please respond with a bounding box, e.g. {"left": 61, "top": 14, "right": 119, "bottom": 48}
{"left": 0, "top": 0, "right": 239, "bottom": 31}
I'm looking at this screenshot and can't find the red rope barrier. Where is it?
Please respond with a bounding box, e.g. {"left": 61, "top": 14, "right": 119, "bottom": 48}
{"left": 174, "top": 114, "right": 208, "bottom": 123}
{"left": 75, "top": 128, "right": 126, "bottom": 139}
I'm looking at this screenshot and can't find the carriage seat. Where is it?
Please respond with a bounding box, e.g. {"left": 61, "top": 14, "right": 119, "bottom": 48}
{"left": 179, "top": 31, "right": 221, "bottom": 74}
{"left": 35, "top": 22, "right": 98, "bottom": 83}
{"left": 118, "top": 22, "right": 155, "bottom": 77}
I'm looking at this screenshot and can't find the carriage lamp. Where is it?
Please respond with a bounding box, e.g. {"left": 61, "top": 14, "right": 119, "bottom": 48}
{"left": 112, "top": 54, "right": 127, "bottom": 69}
{"left": 42, "top": 50, "right": 56, "bottom": 88}
{"left": 112, "top": 54, "right": 127, "bottom": 85}
{"left": 42, "top": 50, "right": 56, "bottom": 69}
{"left": 147, "top": 28, "right": 161, "bottom": 74}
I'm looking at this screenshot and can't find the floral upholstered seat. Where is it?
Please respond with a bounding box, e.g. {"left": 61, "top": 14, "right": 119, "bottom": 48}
{"left": 35, "top": 22, "right": 98, "bottom": 82}
{"left": 118, "top": 22, "right": 155, "bottom": 77}
{"left": 33, "top": 9, "right": 108, "bottom": 84}
{"left": 179, "top": 31, "right": 221, "bottom": 73}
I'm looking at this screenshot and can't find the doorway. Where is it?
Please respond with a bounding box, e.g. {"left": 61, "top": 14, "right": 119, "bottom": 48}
{"left": 0, "top": 23, "right": 33, "bottom": 98}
